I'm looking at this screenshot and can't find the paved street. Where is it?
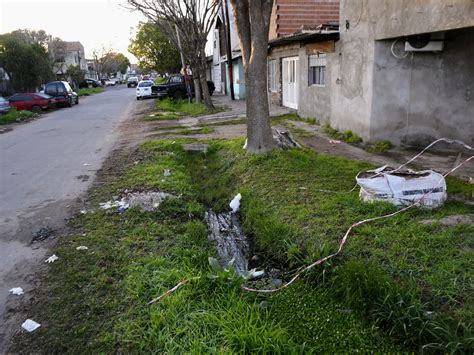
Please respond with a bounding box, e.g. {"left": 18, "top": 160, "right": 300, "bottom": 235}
{"left": 0, "top": 86, "right": 137, "bottom": 347}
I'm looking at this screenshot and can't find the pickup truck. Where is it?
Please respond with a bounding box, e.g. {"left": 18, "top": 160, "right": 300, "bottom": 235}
{"left": 153, "top": 75, "right": 215, "bottom": 100}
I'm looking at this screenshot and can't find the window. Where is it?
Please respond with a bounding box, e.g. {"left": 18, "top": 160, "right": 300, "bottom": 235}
{"left": 308, "top": 53, "right": 326, "bottom": 86}
{"left": 45, "top": 84, "right": 57, "bottom": 95}
{"left": 268, "top": 60, "right": 276, "bottom": 92}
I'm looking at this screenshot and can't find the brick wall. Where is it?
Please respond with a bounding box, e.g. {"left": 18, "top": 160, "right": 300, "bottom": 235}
{"left": 274, "top": 0, "right": 340, "bottom": 38}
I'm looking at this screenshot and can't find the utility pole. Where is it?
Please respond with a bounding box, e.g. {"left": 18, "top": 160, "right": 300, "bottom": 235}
{"left": 175, "top": 24, "right": 192, "bottom": 103}
{"left": 222, "top": 0, "right": 235, "bottom": 100}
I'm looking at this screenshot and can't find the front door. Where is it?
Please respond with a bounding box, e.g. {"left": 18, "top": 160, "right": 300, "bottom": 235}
{"left": 282, "top": 57, "right": 299, "bottom": 110}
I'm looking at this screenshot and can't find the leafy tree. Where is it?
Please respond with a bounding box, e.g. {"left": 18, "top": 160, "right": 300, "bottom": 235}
{"left": 128, "top": 21, "right": 181, "bottom": 74}
{"left": 127, "top": 0, "right": 219, "bottom": 110}
{"left": 0, "top": 33, "right": 52, "bottom": 92}
{"left": 66, "top": 65, "right": 85, "bottom": 89}
{"left": 94, "top": 50, "right": 131, "bottom": 77}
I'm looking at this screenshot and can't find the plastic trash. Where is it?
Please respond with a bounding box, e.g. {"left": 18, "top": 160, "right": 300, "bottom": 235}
{"left": 329, "top": 139, "right": 341, "bottom": 144}
{"left": 9, "top": 287, "right": 24, "bottom": 295}
{"left": 21, "top": 319, "right": 41, "bottom": 332}
{"left": 229, "top": 193, "right": 242, "bottom": 213}
{"left": 83, "top": 163, "right": 91, "bottom": 166}
{"left": 76, "top": 246, "right": 88, "bottom": 250}
{"left": 163, "top": 169, "right": 171, "bottom": 177}
{"left": 356, "top": 166, "right": 447, "bottom": 209}
{"left": 45, "top": 254, "right": 59, "bottom": 263}
{"left": 243, "top": 139, "right": 248, "bottom": 149}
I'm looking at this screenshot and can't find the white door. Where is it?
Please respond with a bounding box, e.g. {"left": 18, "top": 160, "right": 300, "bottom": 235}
{"left": 282, "top": 57, "right": 299, "bottom": 109}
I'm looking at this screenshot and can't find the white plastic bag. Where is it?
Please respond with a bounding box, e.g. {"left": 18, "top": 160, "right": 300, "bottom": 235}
{"left": 356, "top": 166, "right": 446, "bottom": 209}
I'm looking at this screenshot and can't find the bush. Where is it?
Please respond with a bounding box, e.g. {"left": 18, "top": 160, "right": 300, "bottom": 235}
{"left": 0, "top": 107, "right": 36, "bottom": 124}
{"left": 365, "top": 140, "right": 392, "bottom": 153}
{"left": 323, "top": 123, "right": 362, "bottom": 144}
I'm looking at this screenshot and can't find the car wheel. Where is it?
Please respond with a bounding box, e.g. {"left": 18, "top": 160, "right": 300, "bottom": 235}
{"left": 67, "top": 98, "right": 73, "bottom": 107}
{"left": 31, "top": 105, "right": 41, "bottom": 114}
{"left": 76, "top": 97, "right": 79, "bottom": 105}
{"left": 137, "top": 97, "right": 140, "bottom": 100}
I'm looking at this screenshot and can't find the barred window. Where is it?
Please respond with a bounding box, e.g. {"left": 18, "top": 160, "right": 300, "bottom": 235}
{"left": 268, "top": 60, "right": 277, "bottom": 92}
{"left": 308, "top": 54, "right": 326, "bottom": 86}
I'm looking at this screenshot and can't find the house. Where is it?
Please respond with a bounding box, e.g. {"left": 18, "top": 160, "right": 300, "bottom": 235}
{"left": 212, "top": 0, "right": 246, "bottom": 98}
{"left": 267, "top": 0, "right": 474, "bottom": 146}
{"left": 53, "top": 41, "right": 88, "bottom": 78}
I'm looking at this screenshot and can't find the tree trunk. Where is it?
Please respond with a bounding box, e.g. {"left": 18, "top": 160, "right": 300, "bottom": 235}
{"left": 194, "top": 77, "right": 202, "bottom": 103}
{"left": 198, "top": 49, "right": 214, "bottom": 110}
{"left": 231, "top": 0, "right": 275, "bottom": 153}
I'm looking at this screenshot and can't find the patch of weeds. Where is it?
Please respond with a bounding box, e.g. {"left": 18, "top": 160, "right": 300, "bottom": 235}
{"left": 324, "top": 123, "right": 362, "bottom": 144}
{"left": 445, "top": 176, "right": 474, "bottom": 198}
{"left": 77, "top": 87, "right": 103, "bottom": 96}
{"left": 0, "top": 107, "right": 37, "bottom": 124}
{"left": 272, "top": 113, "right": 319, "bottom": 125}
{"left": 364, "top": 139, "right": 392, "bottom": 153}
{"left": 145, "top": 111, "right": 182, "bottom": 120}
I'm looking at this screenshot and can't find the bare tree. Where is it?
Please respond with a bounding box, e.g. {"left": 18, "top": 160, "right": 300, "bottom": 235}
{"left": 127, "top": 0, "right": 218, "bottom": 110}
{"left": 230, "top": 0, "right": 276, "bottom": 153}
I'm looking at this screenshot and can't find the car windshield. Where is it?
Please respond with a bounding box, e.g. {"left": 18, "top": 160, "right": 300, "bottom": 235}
{"left": 138, "top": 81, "right": 153, "bottom": 87}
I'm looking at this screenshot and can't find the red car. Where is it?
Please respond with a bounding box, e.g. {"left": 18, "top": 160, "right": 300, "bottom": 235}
{"left": 9, "top": 93, "right": 56, "bottom": 112}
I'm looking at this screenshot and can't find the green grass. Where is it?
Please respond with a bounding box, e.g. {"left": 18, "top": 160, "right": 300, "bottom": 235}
{"left": 13, "top": 139, "right": 409, "bottom": 353}
{"left": 0, "top": 107, "right": 36, "bottom": 124}
{"left": 175, "top": 139, "right": 474, "bottom": 352}
{"left": 77, "top": 87, "right": 103, "bottom": 96}
{"left": 324, "top": 122, "right": 362, "bottom": 144}
{"left": 364, "top": 139, "right": 392, "bottom": 153}
{"left": 148, "top": 98, "right": 222, "bottom": 121}
{"left": 272, "top": 113, "right": 319, "bottom": 125}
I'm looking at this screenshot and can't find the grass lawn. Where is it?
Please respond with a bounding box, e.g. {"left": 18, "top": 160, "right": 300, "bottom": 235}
{"left": 0, "top": 107, "right": 37, "bottom": 125}
{"left": 146, "top": 98, "right": 225, "bottom": 121}
{"left": 13, "top": 139, "right": 473, "bottom": 353}
{"left": 77, "top": 87, "right": 103, "bottom": 97}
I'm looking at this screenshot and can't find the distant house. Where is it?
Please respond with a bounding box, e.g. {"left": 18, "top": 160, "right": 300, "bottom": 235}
{"left": 212, "top": 0, "right": 246, "bottom": 98}
{"left": 53, "top": 41, "right": 88, "bottom": 78}
{"left": 266, "top": 0, "right": 474, "bottom": 146}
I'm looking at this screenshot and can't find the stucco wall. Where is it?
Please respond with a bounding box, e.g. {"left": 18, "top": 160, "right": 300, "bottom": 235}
{"left": 371, "top": 0, "right": 474, "bottom": 40}
{"left": 297, "top": 46, "right": 332, "bottom": 121}
{"left": 370, "top": 27, "right": 474, "bottom": 146}
{"left": 328, "top": 0, "right": 376, "bottom": 139}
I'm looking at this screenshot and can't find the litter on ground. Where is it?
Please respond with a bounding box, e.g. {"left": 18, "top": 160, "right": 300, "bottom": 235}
{"left": 21, "top": 319, "right": 41, "bottom": 332}
{"left": 45, "top": 254, "right": 59, "bottom": 263}
{"left": 100, "top": 191, "right": 174, "bottom": 212}
{"left": 163, "top": 169, "right": 171, "bottom": 177}
{"left": 32, "top": 227, "right": 53, "bottom": 243}
{"left": 356, "top": 166, "right": 447, "bottom": 209}
{"left": 229, "top": 193, "right": 242, "bottom": 213}
{"left": 76, "top": 246, "right": 88, "bottom": 250}
{"left": 83, "top": 163, "right": 91, "bottom": 166}
{"left": 9, "top": 287, "right": 24, "bottom": 295}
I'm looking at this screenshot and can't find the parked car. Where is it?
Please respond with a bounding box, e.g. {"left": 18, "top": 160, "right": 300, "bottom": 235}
{"left": 101, "top": 78, "right": 116, "bottom": 87}
{"left": 79, "top": 78, "right": 102, "bottom": 89}
{"left": 136, "top": 80, "right": 156, "bottom": 100}
{"left": 0, "top": 96, "right": 11, "bottom": 114}
{"left": 153, "top": 75, "right": 215, "bottom": 100}
{"left": 127, "top": 77, "right": 138, "bottom": 88}
{"left": 9, "top": 93, "right": 56, "bottom": 112}
{"left": 43, "top": 81, "right": 79, "bottom": 107}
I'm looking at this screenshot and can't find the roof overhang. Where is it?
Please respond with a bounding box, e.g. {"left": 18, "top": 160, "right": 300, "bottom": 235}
{"left": 269, "top": 31, "right": 340, "bottom": 48}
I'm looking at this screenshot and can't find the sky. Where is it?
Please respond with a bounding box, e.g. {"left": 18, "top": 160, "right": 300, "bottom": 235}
{"left": 0, "top": 0, "right": 146, "bottom": 63}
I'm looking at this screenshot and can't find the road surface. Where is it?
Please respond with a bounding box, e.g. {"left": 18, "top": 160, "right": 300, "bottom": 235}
{"left": 0, "top": 85, "right": 139, "bottom": 350}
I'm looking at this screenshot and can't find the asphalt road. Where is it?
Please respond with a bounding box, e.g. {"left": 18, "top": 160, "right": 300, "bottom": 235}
{"left": 0, "top": 85, "right": 138, "bottom": 348}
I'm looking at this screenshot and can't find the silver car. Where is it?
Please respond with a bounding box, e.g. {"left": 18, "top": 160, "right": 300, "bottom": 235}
{"left": 0, "top": 96, "right": 11, "bottom": 114}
